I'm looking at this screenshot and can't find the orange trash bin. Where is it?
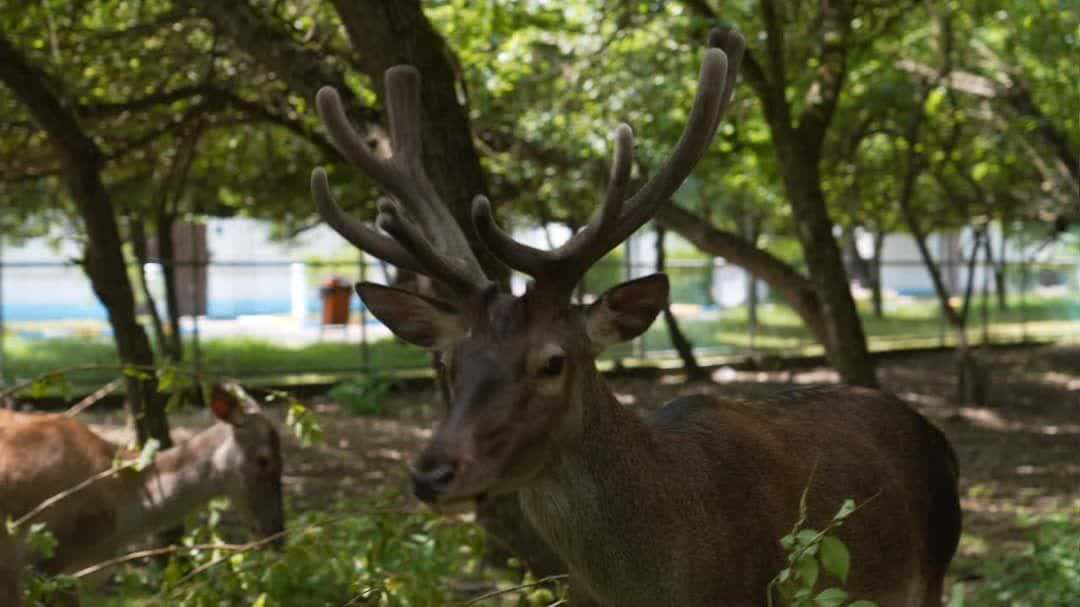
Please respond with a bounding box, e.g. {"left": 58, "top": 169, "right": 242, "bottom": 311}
{"left": 320, "top": 276, "right": 352, "bottom": 326}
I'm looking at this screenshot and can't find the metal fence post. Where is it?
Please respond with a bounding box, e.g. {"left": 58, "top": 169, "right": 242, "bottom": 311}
{"left": 1020, "top": 246, "right": 1029, "bottom": 342}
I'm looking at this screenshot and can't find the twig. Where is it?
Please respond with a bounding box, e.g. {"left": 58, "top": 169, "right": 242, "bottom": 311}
{"left": 463, "top": 574, "right": 569, "bottom": 605}
{"left": 65, "top": 378, "right": 123, "bottom": 417}
{"left": 73, "top": 540, "right": 271, "bottom": 579}
{"left": 11, "top": 461, "right": 135, "bottom": 531}
{"left": 161, "top": 508, "right": 414, "bottom": 597}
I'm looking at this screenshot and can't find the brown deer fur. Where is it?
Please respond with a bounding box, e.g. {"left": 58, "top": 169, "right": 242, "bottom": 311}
{"left": 0, "top": 386, "right": 283, "bottom": 605}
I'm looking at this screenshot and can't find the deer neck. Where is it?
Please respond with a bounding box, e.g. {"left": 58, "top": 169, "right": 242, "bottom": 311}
{"left": 118, "top": 424, "right": 234, "bottom": 543}
{"left": 518, "top": 368, "right": 667, "bottom": 596}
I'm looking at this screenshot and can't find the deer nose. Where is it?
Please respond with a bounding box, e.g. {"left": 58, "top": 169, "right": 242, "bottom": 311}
{"left": 411, "top": 460, "right": 458, "bottom": 503}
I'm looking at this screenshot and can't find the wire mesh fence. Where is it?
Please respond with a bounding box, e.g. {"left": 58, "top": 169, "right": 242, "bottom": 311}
{"left": 1, "top": 250, "right": 1077, "bottom": 387}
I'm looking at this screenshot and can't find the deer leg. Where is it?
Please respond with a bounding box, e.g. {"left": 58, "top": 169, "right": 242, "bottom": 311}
{"left": 0, "top": 533, "right": 24, "bottom": 607}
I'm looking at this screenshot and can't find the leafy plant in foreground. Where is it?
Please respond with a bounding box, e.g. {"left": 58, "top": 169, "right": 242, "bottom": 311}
{"left": 767, "top": 488, "right": 879, "bottom": 607}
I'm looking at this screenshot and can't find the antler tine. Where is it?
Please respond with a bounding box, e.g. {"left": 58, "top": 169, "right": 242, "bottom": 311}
{"left": 471, "top": 31, "right": 743, "bottom": 295}
{"left": 310, "top": 168, "right": 425, "bottom": 273}
{"left": 597, "top": 123, "right": 635, "bottom": 230}
{"left": 471, "top": 124, "right": 634, "bottom": 285}
{"left": 471, "top": 195, "right": 554, "bottom": 276}
{"left": 609, "top": 42, "right": 735, "bottom": 243}
{"left": 315, "top": 87, "right": 399, "bottom": 197}
{"left": 375, "top": 198, "right": 483, "bottom": 296}
{"left": 707, "top": 28, "right": 746, "bottom": 133}
{"left": 312, "top": 68, "right": 490, "bottom": 297}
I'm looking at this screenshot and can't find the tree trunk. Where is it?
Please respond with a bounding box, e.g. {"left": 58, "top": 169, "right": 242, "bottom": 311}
{"left": 157, "top": 214, "right": 184, "bottom": 362}
{"left": 654, "top": 225, "right": 707, "bottom": 381}
{"left": 777, "top": 144, "right": 877, "bottom": 388}
{"left": 744, "top": 215, "right": 762, "bottom": 335}
{"left": 870, "top": 229, "right": 885, "bottom": 319}
{"left": 991, "top": 222, "right": 1008, "bottom": 310}
{"left": 0, "top": 34, "right": 172, "bottom": 448}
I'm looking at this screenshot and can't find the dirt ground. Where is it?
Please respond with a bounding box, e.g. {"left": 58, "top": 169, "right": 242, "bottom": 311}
{"left": 85, "top": 343, "right": 1080, "bottom": 593}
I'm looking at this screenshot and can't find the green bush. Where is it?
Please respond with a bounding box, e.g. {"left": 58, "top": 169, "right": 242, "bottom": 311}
{"left": 329, "top": 373, "right": 396, "bottom": 417}
{"left": 960, "top": 512, "right": 1080, "bottom": 607}
{"left": 87, "top": 500, "right": 487, "bottom": 607}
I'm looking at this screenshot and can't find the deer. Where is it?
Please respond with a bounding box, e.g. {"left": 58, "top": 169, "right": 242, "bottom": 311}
{"left": 308, "top": 28, "right": 961, "bottom": 606}
{"left": 0, "top": 384, "right": 284, "bottom": 606}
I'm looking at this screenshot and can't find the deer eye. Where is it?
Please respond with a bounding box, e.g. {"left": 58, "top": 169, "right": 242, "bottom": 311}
{"left": 540, "top": 355, "right": 565, "bottom": 377}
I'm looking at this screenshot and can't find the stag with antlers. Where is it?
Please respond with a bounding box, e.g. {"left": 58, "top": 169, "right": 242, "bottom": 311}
{"left": 309, "top": 29, "right": 960, "bottom": 606}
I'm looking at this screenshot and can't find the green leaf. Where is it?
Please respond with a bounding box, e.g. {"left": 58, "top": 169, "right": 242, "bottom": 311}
{"left": 813, "top": 588, "right": 848, "bottom": 607}
{"left": 971, "top": 162, "right": 990, "bottom": 182}
{"left": 57, "top": 375, "right": 73, "bottom": 401}
{"left": 122, "top": 366, "right": 151, "bottom": 381}
{"left": 819, "top": 535, "right": 851, "bottom": 583}
{"left": 796, "top": 555, "right": 820, "bottom": 589}
{"left": 158, "top": 366, "right": 176, "bottom": 392}
{"left": 833, "top": 499, "right": 856, "bottom": 522}
{"left": 780, "top": 533, "right": 796, "bottom": 550}
{"left": 847, "top": 601, "right": 879, "bottom": 607}
{"left": 164, "top": 390, "right": 185, "bottom": 414}
{"left": 133, "top": 438, "right": 161, "bottom": 471}
{"left": 30, "top": 377, "right": 48, "bottom": 398}
{"left": 26, "top": 522, "right": 58, "bottom": 558}
{"left": 796, "top": 529, "right": 820, "bottom": 546}
{"left": 286, "top": 401, "right": 324, "bottom": 447}
{"left": 946, "top": 583, "right": 964, "bottom": 607}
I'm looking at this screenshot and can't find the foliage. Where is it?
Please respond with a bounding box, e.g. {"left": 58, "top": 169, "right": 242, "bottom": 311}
{"left": 329, "top": 372, "right": 396, "bottom": 417}
{"left": 68, "top": 498, "right": 490, "bottom": 607}
{"left": 768, "top": 489, "right": 878, "bottom": 607}
{"left": 161, "top": 501, "right": 485, "bottom": 607}
{"left": 958, "top": 511, "right": 1080, "bottom": 607}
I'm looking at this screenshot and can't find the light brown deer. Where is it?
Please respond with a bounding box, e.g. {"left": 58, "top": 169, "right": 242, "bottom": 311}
{"left": 310, "top": 28, "right": 961, "bottom": 606}
{"left": 0, "top": 384, "right": 284, "bottom": 605}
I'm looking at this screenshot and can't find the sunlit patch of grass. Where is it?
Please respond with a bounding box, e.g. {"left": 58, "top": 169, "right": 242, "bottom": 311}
{"left": 959, "top": 532, "right": 991, "bottom": 556}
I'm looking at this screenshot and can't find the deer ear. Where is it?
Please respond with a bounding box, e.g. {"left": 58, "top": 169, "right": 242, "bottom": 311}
{"left": 210, "top": 385, "right": 244, "bottom": 426}
{"left": 355, "top": 282, "right": 465, "bottom": 349}
{"left": 586, "top": 274, "right": 669, "bottom": 350}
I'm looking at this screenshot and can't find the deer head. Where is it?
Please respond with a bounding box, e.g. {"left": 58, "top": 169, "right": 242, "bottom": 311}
{"left": 209, "top": 383, "right": 285, "bottom": 541}
{"left": 311, "top": 30, "right": 744, "bottom": 503}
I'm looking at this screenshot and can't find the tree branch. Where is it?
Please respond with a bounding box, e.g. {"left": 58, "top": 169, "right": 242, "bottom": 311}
{"left": 654, "top": 204, "right": 830, "bottom": 348}
{"left": 794, "top": 0, "right": 853, "bottom": 154}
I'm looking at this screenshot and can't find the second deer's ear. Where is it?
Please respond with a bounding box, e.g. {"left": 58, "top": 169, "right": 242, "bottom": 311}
{"left": 585, "top": 273, "right": 669, "bottom": 351}
{"left": 355, "top": 282, "right": 465, "bottom": 349}
{"left": 210, "top": 385, "right": 246, "bottom": 426}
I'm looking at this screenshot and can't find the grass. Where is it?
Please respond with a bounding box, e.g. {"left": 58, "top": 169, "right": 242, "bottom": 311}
{"left": 641, "top": 293, "right": 1080, "bottom": 355}
{"left": 2, "top": 294, "right": 1077, "bottom": 392}
{"left": 1, "top": 335, "right": 428, "bottom": 391}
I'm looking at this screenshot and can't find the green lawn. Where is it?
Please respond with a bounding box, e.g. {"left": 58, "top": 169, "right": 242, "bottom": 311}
{"left": 2, "top": 294, "right": 1077, "bottom": 392}
{"left": 1, "top": 335, "right": 428, "bottom": 391}
{"left": 641, "top": 293, "right": 1080, "bottom": 355}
